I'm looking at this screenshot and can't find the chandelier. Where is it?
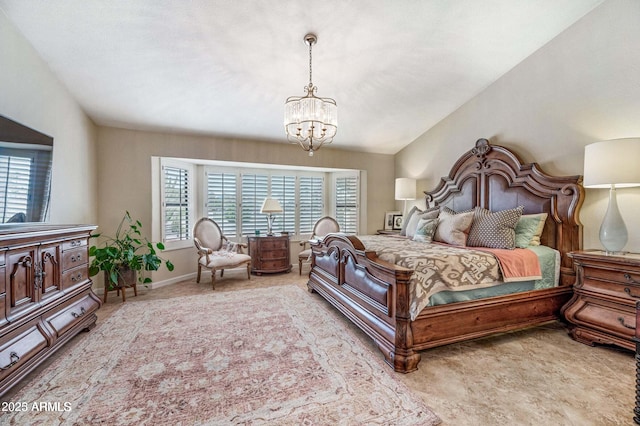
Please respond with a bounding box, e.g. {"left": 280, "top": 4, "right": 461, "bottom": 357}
{"left": 284, "top": 33, "right": 337, "bottom": 156}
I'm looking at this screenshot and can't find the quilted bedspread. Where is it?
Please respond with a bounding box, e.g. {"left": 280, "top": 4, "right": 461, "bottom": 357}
{"left": 358, "top": 235, "right": 505, "bottom": 320}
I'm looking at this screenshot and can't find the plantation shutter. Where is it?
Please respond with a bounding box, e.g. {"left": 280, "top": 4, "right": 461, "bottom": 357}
{"left": 241, "top": 173, "right": 269, "bottom": 235}
{"left": 206, "top": 172, "right": 237, "bottom": 236}
{"left": 335, "top": 175, "right": 358, "bottom": 234}
{"left": 270, "top": 175, "right": 296, "bottom": 234}
{"left": 299, "top": 176, "right": 324, "bottom": 233}
{"left": 163, "top": 165, "right": 191, "bottom": 241}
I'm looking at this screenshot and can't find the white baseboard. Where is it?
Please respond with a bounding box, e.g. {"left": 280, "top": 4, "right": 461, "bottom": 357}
{"left": 147, "top": 273, "right": 197, "bottom": 289}
{"left": 92, "top": 272, "right": 197, "bottom": 294}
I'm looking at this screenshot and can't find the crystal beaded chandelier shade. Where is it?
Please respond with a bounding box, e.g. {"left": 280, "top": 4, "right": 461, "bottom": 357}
{"left": 284, "top": 34, "right": 337, "bottom": 157}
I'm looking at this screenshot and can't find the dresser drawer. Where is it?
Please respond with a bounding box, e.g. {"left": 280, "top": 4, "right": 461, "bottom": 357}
{"left": 62, "top": 238, "right": 87, "bottom": 251}
{"left": 582, "top": 275, "right": 640, "bottom": 304}
{"left": 62, "top": 266, "right": 89, "bottom": 291}
{"left": 61, "top": 247, "right": 88, "bottom": 271}
{"left": 44, "top": 294, "right": 100, "bottom": 338}
{"left": 0, "top": 320, "right": 48, "bottom": 381}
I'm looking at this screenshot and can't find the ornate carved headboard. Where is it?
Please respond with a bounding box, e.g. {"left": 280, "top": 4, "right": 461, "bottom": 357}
{"left": 425, "top": 138, "right": 584, "bottom": 285}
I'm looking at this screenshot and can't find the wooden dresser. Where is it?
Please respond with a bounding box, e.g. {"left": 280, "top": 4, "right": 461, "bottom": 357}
{"left": 0, "top": 224, "right": 101, "bottom": 396}
{"left": 247, "top": 235, "right": 291, "bottom": 275}
{"left": 562, "top": 250, "right": 640, "bottom": 351}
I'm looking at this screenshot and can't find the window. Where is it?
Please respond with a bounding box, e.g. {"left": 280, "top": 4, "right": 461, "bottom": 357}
{"left": 270, "top": 175, "right": 296, "bottom": 234}
{"left": 155, "top": 158, "right": 361, "bottom": 242}
{"left": 205, "top": 172, "right": 237, "bottom": 236}
{"left": 299, "top": 176, "right": 324, "bottom": 233}
{"left": 162, "top": 163, "right": 192, "bottom": 242}
{"left": 335, "top": 174, "right": 359, "bottom": 234}
{"left": 241, "top": 173, "right": 269, "bottom": 235}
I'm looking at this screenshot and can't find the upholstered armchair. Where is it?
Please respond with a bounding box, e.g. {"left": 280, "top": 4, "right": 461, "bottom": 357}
{"left": 193, "top": 218, "right": 251, "bottom": 289}
{"left": 298, "top": 216, "right": 340, "bottom": 275}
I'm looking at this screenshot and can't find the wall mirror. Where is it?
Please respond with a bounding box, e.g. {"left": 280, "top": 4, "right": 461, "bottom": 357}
{"left": 0, "top": 115, "right": 53, "bottom": 223}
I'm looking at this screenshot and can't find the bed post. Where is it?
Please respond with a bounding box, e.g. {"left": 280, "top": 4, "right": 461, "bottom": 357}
{"left": 390, "top": 268, "right": 421, "bottom": 373}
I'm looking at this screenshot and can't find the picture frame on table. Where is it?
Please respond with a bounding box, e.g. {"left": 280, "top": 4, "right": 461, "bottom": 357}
{"left": 384, "top": 211, "right": 401, "bottom": 230}
{"left": 392, "top": 214, "right": 404, "bottom": 230}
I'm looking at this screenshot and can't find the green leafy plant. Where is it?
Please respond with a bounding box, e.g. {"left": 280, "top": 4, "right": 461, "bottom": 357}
{"left": 89, "top": 211, "right": 174, "bottom": 290}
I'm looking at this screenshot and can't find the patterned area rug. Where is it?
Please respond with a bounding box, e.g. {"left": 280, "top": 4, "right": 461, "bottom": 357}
{"left": 2, "top": 286, "right": 440, "bottom": 425}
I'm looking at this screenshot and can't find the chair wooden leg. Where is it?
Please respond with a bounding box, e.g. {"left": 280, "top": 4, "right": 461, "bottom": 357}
{"left": 299, "top": 259, "right": 303, "bottom": 275}
{"left": 122, "top": 286, "right": 126, "bottom": 302}
{"left": 103, "top": 285, "right": 108, "bottom": 303}
{"left": 211, "top": 269, "right": 216, "bottom": 290}
{"left": 197, "top": 264, "right": 202, "bottom": 283}
{"left": 247, "top": 263, "right": 251, "bottom": 279}
{"left": 133, "top": 281, "right": 137, "bottom": 297}
{"left": 220, "top": 269, "right": 224, "bottom": 277}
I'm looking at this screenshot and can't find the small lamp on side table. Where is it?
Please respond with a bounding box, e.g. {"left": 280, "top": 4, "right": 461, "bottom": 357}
{"left": 395, "top": 178, "right": 416, "bottom": 218}
{"left": 584, "top": 138, "right": 640, "bottom": 254}
{"left": 260, "top": 197, "right": 283, "bottom": 236}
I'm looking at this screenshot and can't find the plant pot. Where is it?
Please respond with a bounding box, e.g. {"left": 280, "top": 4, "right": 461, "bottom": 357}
{"left": 104, "top": 265, "right": 136, "bottom": 291}
{"left": 104, "top": 265, "right": 138, "bottom": 303}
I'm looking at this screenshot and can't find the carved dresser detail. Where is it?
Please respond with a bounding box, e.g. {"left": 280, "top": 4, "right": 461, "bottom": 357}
{"left": 562, "top": 250, "right": 640, "bottom": 351}
{"left": 0, "top": 224, "right": 101, "bottom": 396}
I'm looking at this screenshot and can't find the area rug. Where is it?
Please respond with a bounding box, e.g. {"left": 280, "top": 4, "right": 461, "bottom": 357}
{"left": 1, "top": 285, "right": 440, "bottom": 425}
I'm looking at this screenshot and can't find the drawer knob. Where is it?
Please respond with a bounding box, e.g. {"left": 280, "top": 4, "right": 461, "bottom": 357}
{"left": 0, "top": 352, "right": 20, "bottom": 370}
{"left": 71, "top": 307, "right": 87, "bottom": 318}
{"left": 624, "top": 287, "right": 640, "bottom": 299}
{"left": 625, "top": 273, "right": 640, "bottom": 285}
{"left": 71, "top": 273, "right": 83, "bottom": 282}
{"left": 618, "top": 316, "right": 636, "bottom": 330}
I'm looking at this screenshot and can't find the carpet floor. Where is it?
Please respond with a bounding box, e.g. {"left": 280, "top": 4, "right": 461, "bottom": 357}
{"left": 1, "top": 268, "right": 636, "bottom": 425}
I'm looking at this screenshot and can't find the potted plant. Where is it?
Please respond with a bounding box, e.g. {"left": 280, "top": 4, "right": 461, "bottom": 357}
{"left": 89, "top": 211, "right": 174, "bottom": 291}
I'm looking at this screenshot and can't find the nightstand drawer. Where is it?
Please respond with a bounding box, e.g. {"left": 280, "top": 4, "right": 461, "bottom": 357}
{"left": 260, "top": 249, "right": 288, "bottom": 260}
{"left": 260, "top": 240, "right": 288, "bottom": 250}
{"left": 584, "top": 266, "right": 640, "bottom": 286}
{"left": 582, "top": 277, "right": 640, "bottom": 303}
{"left": 571, "top": 299, "right": 635, "bottom": 339}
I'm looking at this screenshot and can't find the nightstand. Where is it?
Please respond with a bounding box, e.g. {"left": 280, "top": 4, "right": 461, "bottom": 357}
{"left": 562, "top": 250, "right": 640, "bottom": 351}
{"left": 376, "top": 229, "right": 400, "bottom": 235}
{"left": 247, "top": 235, "right": 292, "bottom": 275}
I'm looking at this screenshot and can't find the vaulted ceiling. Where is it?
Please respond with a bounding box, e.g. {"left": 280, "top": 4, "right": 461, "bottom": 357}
{"left": 0, "top": 0, "right": 603, "bottom": 154}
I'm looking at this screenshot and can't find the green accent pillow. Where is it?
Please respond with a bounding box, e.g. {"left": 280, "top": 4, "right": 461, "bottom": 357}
{"left": 412, "top": 218, "right": 439, "bottom": 243}
{"left": 514, "top": 213, "right": 548, "bottom": 248}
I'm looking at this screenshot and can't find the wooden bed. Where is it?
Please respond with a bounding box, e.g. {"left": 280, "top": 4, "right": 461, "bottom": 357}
{"left": 307, "top": 138, "right": 584, "bottom": 373}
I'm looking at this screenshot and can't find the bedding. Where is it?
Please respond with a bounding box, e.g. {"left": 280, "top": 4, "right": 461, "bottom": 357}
{"left": 357, "top": 234, "right": 555, "bottom": 320}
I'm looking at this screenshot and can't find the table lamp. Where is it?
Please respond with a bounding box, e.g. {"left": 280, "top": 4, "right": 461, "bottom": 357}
{"left": 583, "top": 138, "right": 640, "bottom": 254}
{"left": 395, "top": 177, "right": 416, "bottom": 217}
{"left": 260, "top": 197, "right": 283, "bottom": 236}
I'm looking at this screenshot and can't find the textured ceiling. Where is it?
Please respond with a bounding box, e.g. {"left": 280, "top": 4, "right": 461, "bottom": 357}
{"left": 0, "top": 0, "right": 603, "bottom": 154}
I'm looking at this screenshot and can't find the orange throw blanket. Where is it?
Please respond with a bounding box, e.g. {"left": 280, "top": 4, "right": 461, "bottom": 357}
{"left": 473, "top": 247, "right": 542, "bottom": 282}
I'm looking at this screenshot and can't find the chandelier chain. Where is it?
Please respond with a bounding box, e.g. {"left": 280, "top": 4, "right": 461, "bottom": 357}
{"left": 308, "top": 41, "right": 313, "bottom": 88}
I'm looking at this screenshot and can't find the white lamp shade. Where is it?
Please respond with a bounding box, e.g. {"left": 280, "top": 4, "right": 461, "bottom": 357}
{"left": 584, "top": 138, "right": 640, "bottom": 188}
{"left": 395, "top": 178, "right": 416, "bottom": 200}
{"left": 260, "top": 198, "right": 283, "bottom": 213}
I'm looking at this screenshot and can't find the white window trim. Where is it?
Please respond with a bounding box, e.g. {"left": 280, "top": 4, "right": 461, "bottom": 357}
{"left": 159, "top": 158, "right": 195, "bottom": 250}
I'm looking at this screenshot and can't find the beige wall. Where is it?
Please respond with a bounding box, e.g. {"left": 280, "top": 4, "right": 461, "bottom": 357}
{"left": 96, "top": 126, "right": 395, "bottom": 284}
{"left": 395, "top": 0, "right": 640, "bottom": 253}
{"left": 0, "top": 10, "right": 98, "bottom": 225}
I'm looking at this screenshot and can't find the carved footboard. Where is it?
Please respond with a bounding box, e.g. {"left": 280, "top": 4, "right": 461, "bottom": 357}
{"left": 307, "top": 233, "right": 574, "bottom": 374}
{"left": 307, "top": 234, "right": 420, "bottom": 373}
